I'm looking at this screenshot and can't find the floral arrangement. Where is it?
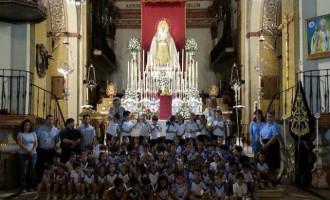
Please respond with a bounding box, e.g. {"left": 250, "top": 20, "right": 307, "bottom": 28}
{"left": 146, "top": 108, "right": 158, "bottom": 120}
{"left": 157, "top": 73, "right": 170, "bottom": 94}
{"left": 138, "top": 106, "right": 158, "bottom": 120}
{"left": 177, "top": 105, "right": 191, "bottom": 120}
{"left": 185, "top": 38, "right": 198, "bottom": 52}
{"left": 127, "top": 37, "right": 141, "bottom": 53}
{"left": 186, "top": 87, "right": 200, "bottom": 100}
{"left": 125, "top": 88, "right": 137, "bottom": 99}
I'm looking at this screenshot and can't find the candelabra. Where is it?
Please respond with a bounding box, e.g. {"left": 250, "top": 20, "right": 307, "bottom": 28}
{"left": 230, "top": 62, "right": 243, "bottom": 145}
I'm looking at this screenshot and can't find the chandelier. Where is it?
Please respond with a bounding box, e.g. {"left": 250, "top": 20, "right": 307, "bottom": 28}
{"left": 57, "top": 43, "right": 74, "bottom": 78}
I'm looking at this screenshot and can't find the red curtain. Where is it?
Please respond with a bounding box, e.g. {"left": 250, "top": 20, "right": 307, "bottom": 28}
{"left": 141, "top": 2, "right": 186, "bottom": 52}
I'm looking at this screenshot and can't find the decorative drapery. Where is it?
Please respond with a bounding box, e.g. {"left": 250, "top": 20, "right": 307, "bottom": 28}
{"left": 141, "top": 1, "right": 186, "bottom": 52}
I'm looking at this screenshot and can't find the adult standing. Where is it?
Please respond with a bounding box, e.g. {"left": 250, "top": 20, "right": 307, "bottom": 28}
{"left": 59, "top": 118, "right": 82, "bottom": 163}
{"left": 259, "top": 111, "right": 280, "bottom": 180}
{"left": 109, "top": 97, "right": 125, "bottom": 121}
{"left": 203, "top": 97, "right": 217, "bottom": 139}
{"left": 249, "top": 109, "right": 265, "bottom": 166}
{"left": 36, "top": 115, "right": 59, "bottom": 182}
{"left": 17, "top": 119, "right": 38, "bottom": 192}
{"left": 77, "top": 114, "right": 96, "bottom": 152}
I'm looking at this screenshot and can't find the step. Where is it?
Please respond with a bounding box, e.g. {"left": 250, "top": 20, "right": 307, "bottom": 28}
{"left": 255, "top": 187, "right": 285, "bottom": 200}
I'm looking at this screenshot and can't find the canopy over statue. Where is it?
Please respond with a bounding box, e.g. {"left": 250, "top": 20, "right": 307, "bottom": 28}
{"left": 147, "top": 19, "right": 179, "bottom": 68}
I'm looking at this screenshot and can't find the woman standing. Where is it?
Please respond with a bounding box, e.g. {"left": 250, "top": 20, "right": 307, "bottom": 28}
{"left": 249, "top": 109, "right": 266, "bottom": 165}
{"left": 17, "top": 119, "right": 38, "bottom": 192}
{"left": 259, "top": 111, "right": 280, "bottom": 184}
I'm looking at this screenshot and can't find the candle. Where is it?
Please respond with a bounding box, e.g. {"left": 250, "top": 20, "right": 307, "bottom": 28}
{"left": 182, "top": 49, "right": 184, "bottom": 71}
{"left": 86, "top": 88, "right": 89, "bottom": 101}
{"left": 127, "top": 61, "right": 130, "bottom": 88}
{"left": 196, "top": 62, "right": 198, "bottom": 90}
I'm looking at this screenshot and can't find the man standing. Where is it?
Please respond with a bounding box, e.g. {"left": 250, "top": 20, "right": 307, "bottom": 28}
{"left": 77, "top": 114, "right": 96, "bottom": 152}
{"left": 36, "top": 115, "right": 59, "bottom": 182}
{"left": 59, "top": 118, "right": 82, "bottom": 163}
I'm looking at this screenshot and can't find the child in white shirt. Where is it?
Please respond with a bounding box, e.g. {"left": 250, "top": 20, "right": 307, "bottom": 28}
{"left": 81, "top": 164, "right": 96, "bottom": 199}
{"left": 184, "top": 113, "right": 199, "bottom": 139}
{"left": 165, "top": 115, "right": 177, "bottom": 144}
{"left": 67, "top": 162, "right": 84, "bottom": 200}
{"left": 212, "top": 110, "right": 225, "bottom": 138}
{"left": 233, "top": 173, "right": 251, "bottom": 200}
{"left": 149, "top": 115, "right": 162, "bottom": 147}
{"left": 107, "top": 113, "right": 120, "bottom": 139}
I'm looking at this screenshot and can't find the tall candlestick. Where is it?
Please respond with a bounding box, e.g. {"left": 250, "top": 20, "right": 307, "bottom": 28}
{"left": 182, "top": 49, "right": 184, "bottom": 71}
{"left": 127, "top": 61, "right": 130, "bottom": 88}
{"left": 196, "top": 62, "right": 198, "bottom": 90}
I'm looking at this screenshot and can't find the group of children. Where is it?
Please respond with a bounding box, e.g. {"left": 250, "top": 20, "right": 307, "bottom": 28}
{"left": 34, "top": 111, "right": 273, "bottom": 200}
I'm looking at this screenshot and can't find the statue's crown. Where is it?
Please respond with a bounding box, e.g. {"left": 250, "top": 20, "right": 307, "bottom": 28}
{"left": 156, "top": 19, "right": 170, "bottom": 32}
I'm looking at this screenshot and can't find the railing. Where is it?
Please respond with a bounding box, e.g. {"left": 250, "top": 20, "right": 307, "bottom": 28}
{"left": 0, "top": 69, "right": 33, "bottom": 115}
{"left": 0, "top": 69, "right": 65, "bottom": 128}
{"left": 266, "top": 85, "right": 297, "bottom": 121}
{"left": 297, "top": 69, "right": 330, "bottom": 114}
{"left": 30, "top": 84, "right": 65, "bottom": 128}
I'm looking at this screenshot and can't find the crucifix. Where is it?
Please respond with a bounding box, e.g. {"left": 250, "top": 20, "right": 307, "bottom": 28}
{"left": 278, "top": 13, "right": 294, "bottom": 90}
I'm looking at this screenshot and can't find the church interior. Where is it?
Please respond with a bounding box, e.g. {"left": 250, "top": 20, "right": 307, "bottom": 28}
{"left": 0, "top": 0, "right": 330, "bottom": 199}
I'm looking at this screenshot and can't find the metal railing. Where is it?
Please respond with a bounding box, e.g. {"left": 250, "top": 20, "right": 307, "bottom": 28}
{"left": 0, "top": 69, "right": 33, "bottom": 115}
{"left": 30, "top": 84, "right": 65, "bottom": 128}
{"left": 297, "top": 69, "right": 330, "bottom": 114}
{"left": 266, "top": 85, "right": 297, "bottom": 121}
{"left": 0, "top": 69, "right": 65, "bottom": 128}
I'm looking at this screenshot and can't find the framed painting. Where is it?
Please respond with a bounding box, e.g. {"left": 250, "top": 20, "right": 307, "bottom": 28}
{"left": 306, "top": 14, "right": 330, "bottom": 59}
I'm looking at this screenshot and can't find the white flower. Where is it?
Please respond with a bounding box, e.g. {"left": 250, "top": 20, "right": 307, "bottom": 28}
{"left": 177, "top": 106, "right": 190, "bottom": 120}
{"left": 125, "top": 88, "right": 137, "bottom": 99}
{"left": 185, "top": 38, "right": 198, "bottom": 52}
{"left": 186, "top": 88, "right": 199, "bottom": 99}
{"left": 127, "top": 38, "right": 141, "bottom": 52}
{"left": 157, "top": 73, "right": 170, "bottom": 92}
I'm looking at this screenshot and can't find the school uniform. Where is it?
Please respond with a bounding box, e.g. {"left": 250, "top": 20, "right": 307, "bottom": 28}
{"left": 184, "top": 121, "right": 199, "bottom": 139}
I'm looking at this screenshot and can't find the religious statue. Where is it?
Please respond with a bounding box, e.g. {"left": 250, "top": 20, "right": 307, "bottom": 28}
{"left": 311, "top": 18, "right": 330, "bottom": 54}
{"left": 147, "top": 19, "right": 179, "bottom": 67}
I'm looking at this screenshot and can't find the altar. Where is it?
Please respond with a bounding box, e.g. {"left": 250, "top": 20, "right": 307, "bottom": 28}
{"left": 121, "top": 0, "right": 202, "bottom": 119}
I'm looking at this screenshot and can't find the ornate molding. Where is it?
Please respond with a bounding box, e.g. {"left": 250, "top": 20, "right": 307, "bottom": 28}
{"left": 114, "top": 19, "right": 141, "bottom": 28}
{"left": 48, "top": 0, "right": 66, "bottom": 32}
{"left": 262, "top": 0, "right": 280, "bottom": 29}
{"left": 115, "top": 17, "right": 212, "bottom": 28}
{"left": 186, "top": 18, "right": 212, "bottom": 27}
